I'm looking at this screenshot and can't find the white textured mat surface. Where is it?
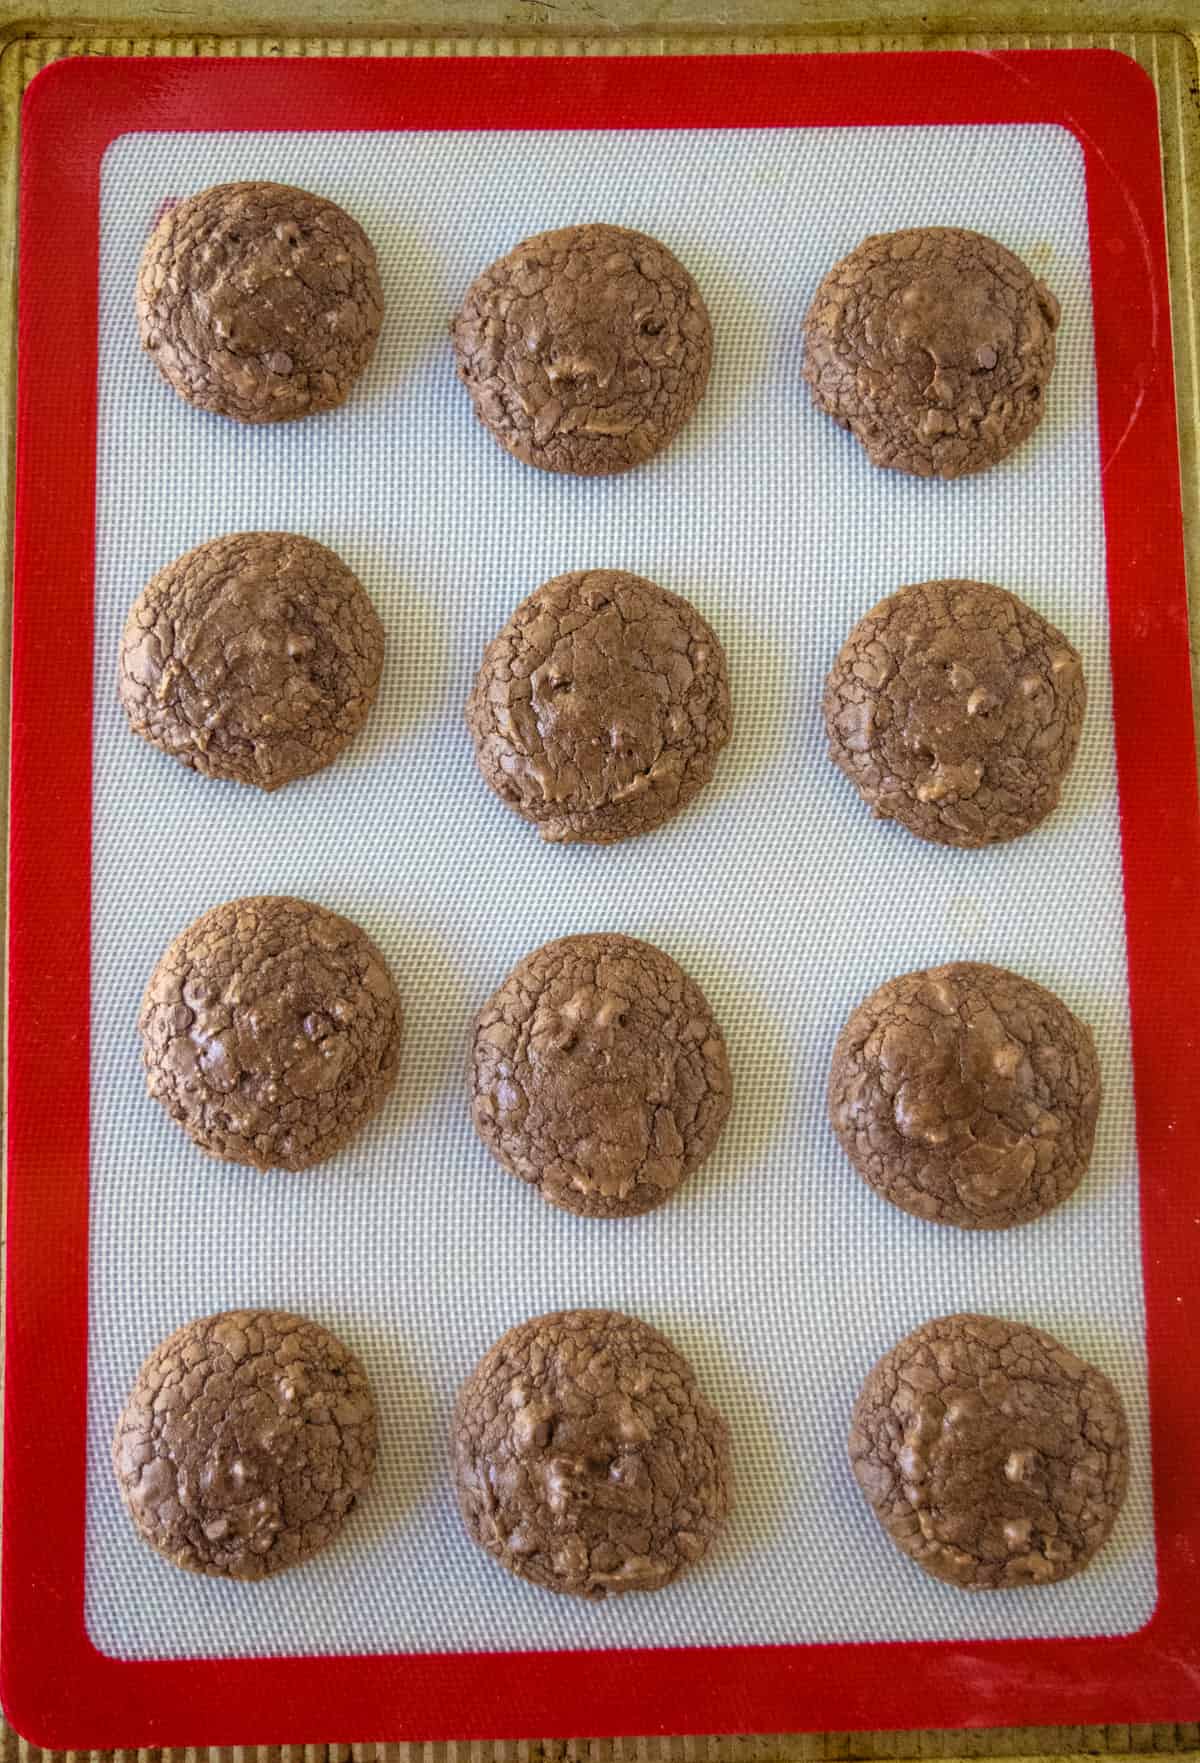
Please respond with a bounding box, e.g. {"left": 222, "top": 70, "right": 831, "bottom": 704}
{"left": 85, "top": 120, "right": 1153, "bottom": 1660}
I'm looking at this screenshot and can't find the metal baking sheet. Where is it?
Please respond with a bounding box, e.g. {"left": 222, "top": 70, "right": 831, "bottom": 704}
{"left": 3, "top": 42, "right": 1199, "bottom": 1755}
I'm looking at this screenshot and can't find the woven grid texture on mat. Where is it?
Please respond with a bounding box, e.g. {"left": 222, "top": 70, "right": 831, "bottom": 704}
{"left": 84, "top": 120, "right": 1152, "bottom": 1660}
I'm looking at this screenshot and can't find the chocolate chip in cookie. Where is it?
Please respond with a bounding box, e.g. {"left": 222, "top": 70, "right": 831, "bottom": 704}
{"left": 452, "top": 1308, "right": 731, "bottom": 1598}
{"left": 119, "top": 531, "right": 385, "bottom": 792}
{"left": 140, "top": 896, "right": 404, "bottom": 1171}
{"left": 137, "top": 181, "right": 384, "bottom": 423}
{"left": 849, "top": 1312, "right": 1129, "bottom": 1588}
{"left": 824, "top": 579, "right": 1085, "bottom": 848}
{"left": 828, "top": 962, "right": 1100, "bottom": 1230}
{"left": 451, "top": 223, "right": 713, "bottom": 476}
{"left": 467, "top": 568, "right": 731, "bottom": 846}
{"left": 470, "top": 933, "right": 732, "bottom": 1218}
{"left": 113, "top": 1308, "right": 378, "bottom": 1579}
{"left": 803, "top": 227, "right": 1060, "bottom": 478}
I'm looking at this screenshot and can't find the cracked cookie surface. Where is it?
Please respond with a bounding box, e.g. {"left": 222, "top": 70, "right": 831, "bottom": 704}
{"left": 119, "top": 531, "right": 385, "bottom": 791}
{"left": 471, "top": 933, "right": 732, "bottom": 1218}
{"left": 140, "top": 895, "right": 404, "bottom": 1171}
{"left": 803, "top": 228, "right": 1060, "bottom": 478}
{"left": 467, "top": 569, "right": 731, "bottom": 845}
{"left": 849, "top": 1312, "right": 1129, "bottom": 1589}
{"left": 451, "top": 223, "right": 712, "bottom": 476}
{"left": 823, "top": 578, "right": 1085, "bottom": 848}
{"left": 137, "top": 181, "right": 383, "bottom": 423}
{"left": 113, "top": 1308, "right": 378, "bottom": 1580}
{"left": 828, "top": 962, "right": 1100, "bottom": 1230}
{"left": 452, "top": 1308, "right": 731, "bottom": 1599}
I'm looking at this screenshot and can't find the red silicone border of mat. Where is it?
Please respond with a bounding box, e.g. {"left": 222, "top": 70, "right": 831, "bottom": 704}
{"left": 5, "top": 47, "right": 1200, "bottom": 1749}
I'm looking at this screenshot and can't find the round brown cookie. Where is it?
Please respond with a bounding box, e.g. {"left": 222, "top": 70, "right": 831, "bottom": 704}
{"left": 451, "top": 223, "right": 713, "bottom": 476}
{"left": 137, "top": 181, "right": 384, "bottom": 423}
{"left": 824, "top": 579, "right": 1085, "bottom": 848}
{"left": 113, "top": 1308, "right": 377, "bottom": 1580}
{"left": 828, "top": 962, "right": 1100, "bottom": 1231}
{"left": 849, "top": 1312, "right": 1129, "bottom": 1589}
{"left": 471, "top": 933, "right": 732, "bottom": 1218}
{"left": 140, "top": 896, "right": 404, "bottom": 1171}
{"left": 467, "top": 569, "right": 731, "bottom": 845}
{"left": 119, "top": 532, "right": 385, "bottom": 792}
{"left": 452, "top": 1308, "right": 731, "bottom": 1599}
{"left": 803, "top": 227, "right": 1060, "bottom": 478}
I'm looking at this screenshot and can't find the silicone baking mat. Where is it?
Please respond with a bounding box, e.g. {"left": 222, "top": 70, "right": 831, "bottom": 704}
{"left": 5, "top": 47, "right": 1200, "bottom": 1752}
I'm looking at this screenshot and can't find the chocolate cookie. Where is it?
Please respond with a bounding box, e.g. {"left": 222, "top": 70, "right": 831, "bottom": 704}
{"left": 824, "top": 579, "right": 1085, "bottom": 847}
{"left": 140, "top": 896, "right": 403, "bottom": 1171}
{"left": 113, "top": 1308, "right": 377, "bottom": 1579}
{"left": 471, "top": 933, "right": 732, "bottom": 1218}
{"left": 849, "top": 1312, "right": 1129, "bottom": 1589}
{"left": 467, "top": 569, "right": 731, "bottom": 845}
{"left": 118, "top": 532, "right": 385, "bottom": 791}
{"left": 452, "top": 1308, "right": 731, "bottom": 1598}
{"left": 828, "top": 962, "right": 1100, "bottom": 1231}
{"left": 451, "top": 223, "right": 713, "bottom": 476}
{"left": 137, "top": 181, "right": 384, "bottom": 423}
{"left": 803, "top": 227, "right": 1060, "bottom": 478}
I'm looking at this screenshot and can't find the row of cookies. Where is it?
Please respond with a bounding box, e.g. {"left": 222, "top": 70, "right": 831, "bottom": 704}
{"left": 140, "top": 899, "right": 1097, "bottom": 1235}
{"left": 138, "top": 182, "right": 1060, "bottom": 484}
{"left": 120, "top": 543, "right": 1086, "bottom": 852}
{"left": 113, "top": 1300, "right": 1128, "bottom": 1598}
